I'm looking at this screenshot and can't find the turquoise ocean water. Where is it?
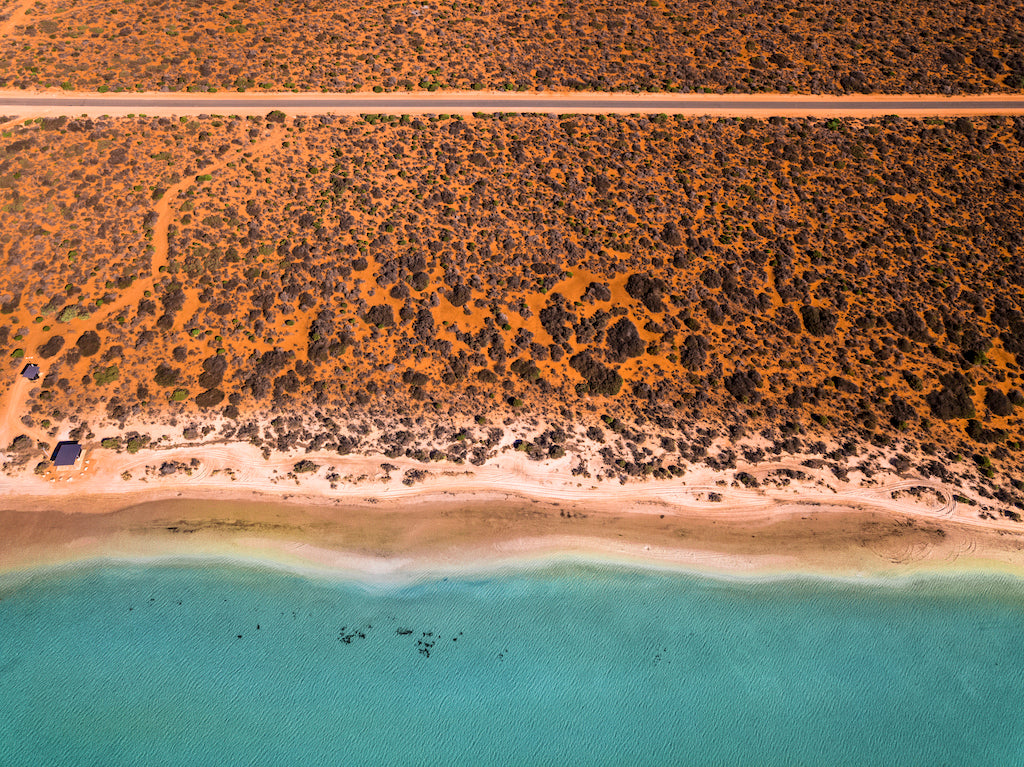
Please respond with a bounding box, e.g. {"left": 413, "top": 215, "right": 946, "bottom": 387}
{"left": 1, "top": 558, "right": 1023, "bottom": 765}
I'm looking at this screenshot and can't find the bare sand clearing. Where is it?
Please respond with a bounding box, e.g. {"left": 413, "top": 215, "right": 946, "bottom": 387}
{"left": 3, "top": 439, "right": 1023, "bottom": 579}
{"left": 4, "top": 91, "right": 1024, "bottom": 118}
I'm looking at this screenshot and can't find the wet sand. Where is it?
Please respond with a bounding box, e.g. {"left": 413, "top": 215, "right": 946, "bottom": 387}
{"left": 3, "top": 491, "right": 1023, "bottom": 581}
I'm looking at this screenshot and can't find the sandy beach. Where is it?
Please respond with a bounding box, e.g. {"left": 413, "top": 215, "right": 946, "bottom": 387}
{"left": 3, "top": 439, "right": 1023, "bottom": 580}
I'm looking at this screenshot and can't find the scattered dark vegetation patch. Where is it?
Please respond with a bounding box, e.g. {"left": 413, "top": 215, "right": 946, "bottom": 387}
{"left": 195, "top": 388, "right": 225, "bottom": 408}
{"left": 800, "top": 305, "right": 838, "bottom": 337}
{"left": 154, "top": 364, "right": 181, "bottom": 388}
{"left": 2, "top": 0, "right": 1023, "bottom": 96}
{"left": 0, "top": 112, "right": 1023, "bottom": 496}
{"left": 570, "top": 353, "right": 622, "bottom": 396}
{"left": 605, "top": 318, "right": 644, "bottom": 363}
{"left": 723, "top": 369, "right": 763, "bottom": 404}
{"left": 38, "top": 335, "right": 65, "bottom": 359}
{"left": 76, "top": 331, "right": 101, "bottom": 357}
{"left": 364, "top": 304, "right": 395, "bottom": 327}
{"left": 927, "top": 373, "right": 976, "bottom": 420}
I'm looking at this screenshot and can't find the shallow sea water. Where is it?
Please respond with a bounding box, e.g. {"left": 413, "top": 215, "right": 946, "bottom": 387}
{"left": 1, "top": 559, "right": 1023, "bottom": 765}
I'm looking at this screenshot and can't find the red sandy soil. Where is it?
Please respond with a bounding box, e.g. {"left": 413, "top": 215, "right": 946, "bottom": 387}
{"left": 1, "top": 112, "right": 1023, "bottom": 531}
{"left": 0, "top": 0, "right": 1022, "bottom": 95}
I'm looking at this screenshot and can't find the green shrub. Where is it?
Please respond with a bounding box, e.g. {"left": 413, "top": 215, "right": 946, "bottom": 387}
{"left": 10, "top": 434, "right": 32, "bottom": 451}
{"left": 126, "top": 435, "right": 150, "bottom": 454}
{"left": 93, "top": 365, "right": 119, "bottom": 385}
{"left": 57, "top": 305, "right": 83, "bottom": 322}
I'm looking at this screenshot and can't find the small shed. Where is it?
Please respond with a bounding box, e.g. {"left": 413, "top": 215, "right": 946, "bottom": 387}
{"left": 51, "top": 441, "right": 82, "bottom": 468}
{"left": 21, "top": 363, "right": 40, "bottom": 381}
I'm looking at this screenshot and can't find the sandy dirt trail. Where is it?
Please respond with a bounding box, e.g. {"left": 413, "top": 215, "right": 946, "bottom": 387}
{"left": 4, "top": 126, "right": 287, "bottom": 384}
{"left": 0, "top": 365, "right": 37, "bottom": 447}
{"left": 148, "top": 128, "right": 285, "bottom": 283}
{"left": 0, "top": 126, "right": 286, "bottom": 451}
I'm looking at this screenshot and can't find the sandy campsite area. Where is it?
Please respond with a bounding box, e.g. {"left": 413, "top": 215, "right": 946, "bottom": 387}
{"left": 2, "top": 437, "right": 1023, "bottom": 580}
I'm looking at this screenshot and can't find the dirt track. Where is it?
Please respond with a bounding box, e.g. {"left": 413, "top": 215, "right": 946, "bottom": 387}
{"left": 2, "top": 91, "right": 1024, "bottom": 117}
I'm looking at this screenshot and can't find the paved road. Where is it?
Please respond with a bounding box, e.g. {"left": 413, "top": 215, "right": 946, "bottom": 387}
{"left": 2, "top": 92, "right": 1024, "bottom": 116}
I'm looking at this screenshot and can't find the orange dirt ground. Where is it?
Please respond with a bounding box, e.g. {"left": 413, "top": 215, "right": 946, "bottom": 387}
{"left": 1, "top": 112, "right": 1023, "bottom": 526}
{"left": 0, "top": 0, "right": 1022, "bottom": 95}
